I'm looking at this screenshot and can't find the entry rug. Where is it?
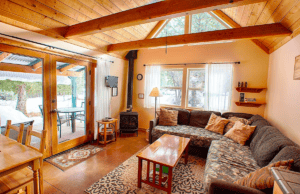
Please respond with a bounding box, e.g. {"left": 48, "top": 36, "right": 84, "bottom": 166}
{"left": 85, "top": 146, "right": 206, "bottom": 194}
{"left": 45, "top": 144, "right": 103, "bottom": 171}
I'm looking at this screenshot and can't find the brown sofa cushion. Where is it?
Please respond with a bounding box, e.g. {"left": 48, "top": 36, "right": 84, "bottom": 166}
{"left": 165, "top": 107, "right": 190, "bottom": 125}
{"left": 222, "top": 112, "right": 254, "bottom": 120}
{"left": 158, "top": 108, "right": 178, "bottom": 126}
{"left": 270, "top": 146, "right": 300, "bottom": 172}
{"left": 234, "top": 160, "right": 294, "bottom": 190}
{"left": 205, "top": 113, "right": 229, "bottom": 135}
{"left": 224, "top": 121, "right": 256, "bottom": 145}
{"left": 251, "top": 127, "right": 296, "bottom": 167}
{"left": 224, "top": 116, "right": 252, "bottom": 134}
{"left": 248, "top": 118, "right": 271, "bottom": 144}
{"left": 190, "top": 110, "right": 221, "bottom": 128}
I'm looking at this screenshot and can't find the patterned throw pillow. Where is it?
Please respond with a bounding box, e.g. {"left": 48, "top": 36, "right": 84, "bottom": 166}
{"left": 224, "top": 116, "right": 252, "bottom": 134}
{"left": 205, "top": 113, "right": 229, "bottom": 135}
{"left": 158, "top": 108, "right": 179, "bottom": 126}
{"left": 234, "top": 159, "right": 294, "bottom": 190}
{"left": 224, "top": 121, "right": 256, "bottom": 145}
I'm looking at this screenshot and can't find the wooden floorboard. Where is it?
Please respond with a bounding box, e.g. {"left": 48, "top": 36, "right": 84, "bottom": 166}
{"left": 43, "top": 130, "right": 148, "bottom": 194}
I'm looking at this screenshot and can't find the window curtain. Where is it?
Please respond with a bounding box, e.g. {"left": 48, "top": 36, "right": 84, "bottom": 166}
{"left": 205, "top": 63, "right": 233, "bottom": 112}
{"left": 94, "top": 60, "right": 111, "bottom": 140}
{"left": 144, "top": 66, "right": 161, "bottom": 108}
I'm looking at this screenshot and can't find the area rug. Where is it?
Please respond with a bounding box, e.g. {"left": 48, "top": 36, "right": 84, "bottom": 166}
{"left": 85, "top": 146, "right": 206, "bottom": 194}
{"left": 45, "top": 144, "right": 103, "bottom": 171}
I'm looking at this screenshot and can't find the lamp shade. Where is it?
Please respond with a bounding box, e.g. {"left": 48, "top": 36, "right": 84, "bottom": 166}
{"left": 149, "top": 87, "right": 163, "bottom": 97}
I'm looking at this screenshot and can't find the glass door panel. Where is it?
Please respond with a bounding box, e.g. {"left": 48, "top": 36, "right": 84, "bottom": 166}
{"left": 56, "top": 62, "right": 86, "bottom": 144}
{"left": 0, "top": 51, "right": 44, "bottom": 147}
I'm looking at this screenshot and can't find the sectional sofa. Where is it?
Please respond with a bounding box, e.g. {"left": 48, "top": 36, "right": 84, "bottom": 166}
{"left": 148, "top": 108, "right": 300, "bottom": 194}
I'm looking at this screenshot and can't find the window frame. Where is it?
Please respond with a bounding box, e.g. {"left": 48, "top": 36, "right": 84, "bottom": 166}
{"left": 160, "top": 68, "right": 184, "bottom": 107}
{"left": 186, "top": 68, "right": 206, "bottom": 109}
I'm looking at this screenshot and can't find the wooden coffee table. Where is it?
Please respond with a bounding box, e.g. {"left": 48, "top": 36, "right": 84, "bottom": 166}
{"left": 136, "top": 134, "right": 190, "bottom": 194}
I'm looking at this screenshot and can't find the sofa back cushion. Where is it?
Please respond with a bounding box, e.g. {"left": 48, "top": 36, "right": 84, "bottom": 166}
{"left": 248, "top": 115, "right": 271, "bottom": 145}
{"left": 222, "top": 112, "right": 254, "bottom": 120}
{"left": 270, "top": 146, "right": 300, "bottom": 172}
{"left": 251, "top": 126, "right": 296, "bottom": 167}
{"left": 189, "top": 110, "right": 221, "bottom": 128}
{"left": 165, "top": 107, "right": 190, "bottom": 125}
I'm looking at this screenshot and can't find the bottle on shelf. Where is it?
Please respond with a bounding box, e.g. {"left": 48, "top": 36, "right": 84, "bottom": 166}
{"left": 238, "top": 82, "right": 241, "bottom": 87}
{"left": 241, "top": 82, "right": 244, "bottom": 87}
{"left": 245, "top": 82, "right": 248, "bottom": 88}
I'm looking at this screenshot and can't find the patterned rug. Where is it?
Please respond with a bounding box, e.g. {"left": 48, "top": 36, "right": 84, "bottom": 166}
{"left": 45, "top": 144, "right": 103, "bottom": 171}
{"left": 85, "top": 146, "right": 206, "bottom": 194}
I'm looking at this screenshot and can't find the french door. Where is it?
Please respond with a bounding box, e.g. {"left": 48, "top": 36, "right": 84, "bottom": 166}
{"left": 50, "top": 55, "right": 94, "bottom": 155}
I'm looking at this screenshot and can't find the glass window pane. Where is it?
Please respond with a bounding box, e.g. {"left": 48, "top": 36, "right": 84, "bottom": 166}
{"left": 189, "top": 69, "right": 206, "bottom": 88}
{"left": 191, "top": 12, "right": 227, "bottom": 34}
{"left": 188, "top": 90, "right": 205, "bottom": 108}
{"left": 160, "top": 89, "right": 182, "bottom": 106}
{"left": 161, "top": 70, "right": 183, "bottom": 87}
{"left": 157, "top": 16, "right": 185, "bottom": 38}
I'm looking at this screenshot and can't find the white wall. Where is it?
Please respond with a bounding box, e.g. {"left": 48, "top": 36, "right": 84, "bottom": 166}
{"left": 265, "top": 34, "right": 300, "bottom": 146}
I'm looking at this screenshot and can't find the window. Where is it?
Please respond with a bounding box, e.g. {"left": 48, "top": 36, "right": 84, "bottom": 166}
{"left": 160, "top": 69, "right": 183, "bottom": 106}
{"left": 156, "top": 16, "right": 185, "bottom": 38}
{"left": 191, "top": 13, "right": 227, "bottom": 33}
{"left": 187, "top": 69, "right": 206, "bottom": 108}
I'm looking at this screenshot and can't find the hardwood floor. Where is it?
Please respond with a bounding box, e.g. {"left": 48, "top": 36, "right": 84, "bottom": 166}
{"left": 43, "top": 130, "right": 148, "bottom": 194}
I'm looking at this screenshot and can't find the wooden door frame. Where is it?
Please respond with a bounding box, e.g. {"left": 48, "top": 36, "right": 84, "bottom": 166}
{"left": 0, "top": 42, "right": 96, "bottom": 157}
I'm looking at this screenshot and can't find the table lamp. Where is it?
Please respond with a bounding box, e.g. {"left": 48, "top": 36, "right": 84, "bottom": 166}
{"left": 149, "top": 87, "right": 163, "bottom": 118}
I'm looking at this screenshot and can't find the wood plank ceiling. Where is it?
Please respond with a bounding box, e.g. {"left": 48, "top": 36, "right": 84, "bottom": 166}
{"left": 0, "top": 0, "right": 160, "bottom": 58}
{"left": 0, "top": 0, "right": 299, "bottom": 57}
{"left": 221, "top": 0, "right": 300, "bottom": 53}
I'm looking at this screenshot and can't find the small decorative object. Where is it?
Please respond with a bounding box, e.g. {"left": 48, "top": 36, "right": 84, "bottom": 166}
{"left": 112, "top": 87, "right": 118, "bottom": 97}
{"left": 137, "top": 74, "right": 143, "bottom": 81}
{"left": 245, "top": 82, "right": 248, "bottom": 88}
{"left": 245, "top": 98, "right": 248, "bottom": 103}
{"left": 138, "top": 93, "right": 144, "bottom": 99}
{"left": 241, "top": 82, "right": 244, "bottom": 87}
{"left": 294, "top": 55, "right": 300, "bottom": 80}
{"left": 105, "top": 76, "right": 118, "bottom": 87}
{"left": 102, "top": 117, "right": 113, "bottom": 122}
{"left": 246, "top": 98, "right": 256, "bottom": 102}
{"left": 238, "top": 82, "right": 241, "bottom": 87}
{"left": 239, "top": 93, "right": 245, "bottom": 102}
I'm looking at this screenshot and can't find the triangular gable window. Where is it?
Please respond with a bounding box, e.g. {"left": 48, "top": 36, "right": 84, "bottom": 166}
{"left": 156, "top": 16, "right": 185, "bottom": 38}
{"left": 191, "top": 13, "right": 227, "bottom": 33}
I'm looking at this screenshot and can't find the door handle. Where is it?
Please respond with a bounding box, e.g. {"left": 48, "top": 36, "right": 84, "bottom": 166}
{"left": 51, "top": 109, "right": 58, "bottom": 113}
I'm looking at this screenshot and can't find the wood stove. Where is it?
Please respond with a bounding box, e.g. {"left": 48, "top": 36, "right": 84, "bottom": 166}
{"left": 119, "top": 50, "right": 139, "bottom": 136}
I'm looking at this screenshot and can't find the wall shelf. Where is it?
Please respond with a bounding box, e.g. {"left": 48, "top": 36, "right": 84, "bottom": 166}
{"left": 235, "top": 102, "right": 266, "bottom": 108}
{"left": 235, "top": 87, "right": 266, "bottom": 93}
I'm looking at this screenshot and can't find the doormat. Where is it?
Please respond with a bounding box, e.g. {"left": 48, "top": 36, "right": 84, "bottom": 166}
{"left": 45, "top": 144, "right": 103, "bottom": 171}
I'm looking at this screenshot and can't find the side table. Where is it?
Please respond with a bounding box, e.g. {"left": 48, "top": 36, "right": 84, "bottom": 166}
{"left": 96, "top": 119, "right": 118, "bottom": 146}
{"left": 271, "top": 167, "right": 300, "bottom": 194}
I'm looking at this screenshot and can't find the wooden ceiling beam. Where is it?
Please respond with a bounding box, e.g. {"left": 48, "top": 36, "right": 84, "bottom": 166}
{"left": 107, "top": 23, "right": 292, "bottom": 52}
{"left": 0, "top": 63, "right": 81, "bottom": 77}
{"left": 211, "top": 10, "right": 270, "bottom": 54}
{"left": 31, "top": 61, "right": 42, "bottom": 71}
{"left": 0, "top": 52, "right": 11, "bottom": 62}
{"left": 59, "top": 64, "right": 77, "bottom": 73}
{"left": 64, "top": 0, "right": 266, "bottom": 38}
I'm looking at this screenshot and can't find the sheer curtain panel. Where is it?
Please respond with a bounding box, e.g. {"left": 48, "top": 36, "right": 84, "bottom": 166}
{"left": 94, "top": 60, "right": 111, "bottom": 140}
{"left": 144, "top": 66, "right": 161, "bottom": 108}
{"left": 205, "top": 63, "right": 233, "bottom": 112}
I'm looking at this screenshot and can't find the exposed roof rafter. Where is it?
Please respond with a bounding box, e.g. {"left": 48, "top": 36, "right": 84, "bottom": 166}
{"left": 107, "top": 23, "right": 292, "bottom": 52}
{"left": 64, "top": 0, "right": 266, "bottom": 38}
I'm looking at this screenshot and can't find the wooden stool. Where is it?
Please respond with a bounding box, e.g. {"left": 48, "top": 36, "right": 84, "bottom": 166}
{"left": 96, "top": 119, "right": 118, "bottom": 146}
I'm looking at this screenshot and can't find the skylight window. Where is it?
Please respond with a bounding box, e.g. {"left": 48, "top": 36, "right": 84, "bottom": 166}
{"left": 191, "top": 13, "right": 227, "bottom": 33}
{"left": 156, "top": 16, "right": 185, "bottom": 38}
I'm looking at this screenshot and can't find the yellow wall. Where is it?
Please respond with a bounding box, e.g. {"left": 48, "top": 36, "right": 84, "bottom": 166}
{"left": 265, "top": 34, "right": 300, "bottom": 146}
{"left": 132, "top": 40, "right": 269, "bottom": 129}
{"left": 110, "top": 58, "right": 128, "bottom": 121}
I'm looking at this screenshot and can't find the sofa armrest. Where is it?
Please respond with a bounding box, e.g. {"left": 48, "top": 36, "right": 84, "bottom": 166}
{"left": 208, "top": 179, "right": 266, "bottom": 194}
{"left": 149, "top": 118, "right": 158, "bottom": 144}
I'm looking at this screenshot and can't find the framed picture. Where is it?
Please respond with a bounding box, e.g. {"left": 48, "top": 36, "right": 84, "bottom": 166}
{"left": 294, "top": 55, "right": 300, "bottom": 80}
{"left": 138, "top": 93, "right": 144, "bottom": 99}
{"left": 239, "top": 93, "right": 245, "bottom": 102}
